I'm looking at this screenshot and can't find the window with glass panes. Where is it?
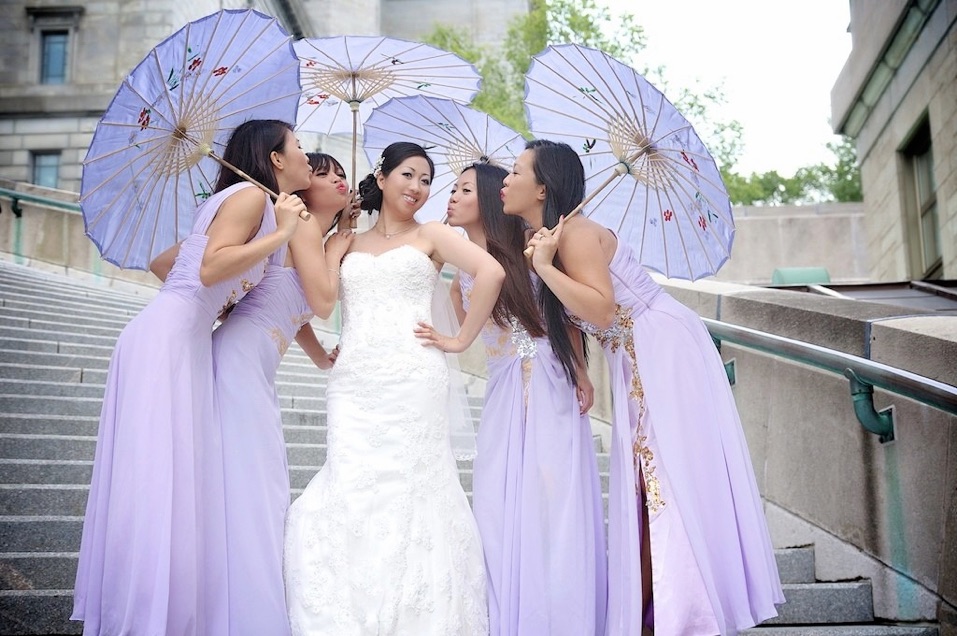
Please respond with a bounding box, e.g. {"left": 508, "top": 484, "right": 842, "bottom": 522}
{"left": 40, "top": 30, "right": 68, "bottom": 84}
{"left": 32, "top": 152, "right": 61, "bottom": 188}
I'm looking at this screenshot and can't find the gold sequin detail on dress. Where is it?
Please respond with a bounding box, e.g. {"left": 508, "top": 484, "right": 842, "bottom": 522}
{"left": 570, "top": 304, "right": 665, "bottom": 512}
{"left": 269, "top": 327, "right": 290, "bottom": 356}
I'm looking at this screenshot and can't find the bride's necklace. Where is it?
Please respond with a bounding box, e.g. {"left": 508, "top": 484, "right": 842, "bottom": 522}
{"left": 375, "top": 221, "right": 417, "bottom": 239}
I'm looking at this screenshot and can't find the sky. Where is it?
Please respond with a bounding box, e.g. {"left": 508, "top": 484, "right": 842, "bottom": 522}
{"left": 603, "top": 0, "right": 853, "bottom": 176}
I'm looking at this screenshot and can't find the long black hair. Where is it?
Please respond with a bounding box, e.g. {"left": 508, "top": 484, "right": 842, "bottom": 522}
{"left": 357, "top": 142, "right": 435, "bottom": 213}
{"left": 470, "top": 162, "right": 545, "bottom": 336}
{"left": 214, "top": 119, "right": 292, "bottom": 195}
{"left": 525, "top": 139, "right": 588, "bottom": 386}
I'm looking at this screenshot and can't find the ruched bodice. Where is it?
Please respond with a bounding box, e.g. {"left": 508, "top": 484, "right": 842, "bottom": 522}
{"left": 227, "top": 266, "right": 312, "bottom": 356}
{"left": 162, "top": 182, "right": 276, "bottom": 320}
{"left": 568, "top": 243, "right": 664, "bottom": 347}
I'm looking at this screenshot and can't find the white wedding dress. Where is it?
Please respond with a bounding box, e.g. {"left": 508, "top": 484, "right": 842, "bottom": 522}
{"left": 284, "top": 244, "right": 489, "bottom": 635}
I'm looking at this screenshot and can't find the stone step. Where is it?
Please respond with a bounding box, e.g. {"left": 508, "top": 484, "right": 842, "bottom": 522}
{"left": 0, "top": 432, "right": 607, "bottom": 473}
{"left": 0, "top": 460, "right": 93, "bottom": 486}
{"left": 0, "top": 517, "right": 82, "bottom": 553}
{"left": 0, "top": 379, "right": 105, "bottom": 399}
{"left": 0, "top": 360, "right": 334, "bottom": 389}
{"left": 0, "top": 338, "right": 113, "bottom": 359}
{"left": 0, "top": 395, "right": 105, "bottom": 418}
{"left": 0, "top": 484, "right": 88, "bottom": 516}
{"left": 0, "top": 294, "right": 140, "bottom": 322}
{"left": 743, "top": 627, "right": 938, "bottom": 636}
{"left": 765, "top": 581, "right": 875, "bottom": 625}
{"left": 0, "top": 315, "right": 122, "bottom": 339}
{"left": 0, "top": 325, "right": 118, "bottom": 348}
{"left": 0, "top": 590, "right": 80, "bottom": 635}
{"left": 0, "top": 553, "right": 77, "bottom": 590}
{"left": 0, "top": 349, "right": 112, "bottom": 371}
{"left": 0, "top": 377, "right": 337, "bottom": 403}
{"left": 0, "top": 272, "right": 150, "bottom": 304}
{"left": 0, "top": 434, "right": 96, "bottom": 461}
{"left": 9, "top": 550, "right": 846, "bottom": 597}
{"left": 775, "top": 545, "right": 816, "bottom": 584}
{"left": 0, "top": 286, "right": 147, "bottom": 316}
{"left": 0, "top": 412, "right": 328, "bottom": 437}
{"left": 0, "top": 306, "right": 131, "bottom": 330}
{"left": 0, "top": 364, "right": 83, "bottom": 383}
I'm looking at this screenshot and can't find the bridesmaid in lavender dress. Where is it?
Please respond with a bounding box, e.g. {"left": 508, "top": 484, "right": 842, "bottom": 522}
{"left": 447, "top": 162, "right": 607, "bottom": 636}
{"left": 72, "top": 119, "right": 311, "bottom": 635}
{"left": 509, "top": 139, "right": 784, "bottom": 636}
{"left": 209, "top": 152, "right": 354, "bottom": 635}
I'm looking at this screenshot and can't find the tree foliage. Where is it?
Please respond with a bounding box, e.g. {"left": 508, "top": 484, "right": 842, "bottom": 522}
{"left": 425, "top": 1, "right": 860, "bottom": 206}
{"left": 723, "top": 136, "right": 862, "bottom": 205}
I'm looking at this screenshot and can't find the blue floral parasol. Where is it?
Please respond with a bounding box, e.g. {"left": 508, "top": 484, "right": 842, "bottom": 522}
{"left": 525, "top": 43, "right": 735, "bottom": 281}
{"left": 80, "top": 9, "right": 301, "bottom": 270}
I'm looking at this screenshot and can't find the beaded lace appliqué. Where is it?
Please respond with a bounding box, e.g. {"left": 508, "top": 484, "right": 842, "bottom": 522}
{"left": 571, "top": 304, "right": 666, "bottom": 513}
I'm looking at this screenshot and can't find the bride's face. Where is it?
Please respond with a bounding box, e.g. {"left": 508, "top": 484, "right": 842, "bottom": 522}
{"left": 376, "top": 156, "right": 432, "bottom": 219}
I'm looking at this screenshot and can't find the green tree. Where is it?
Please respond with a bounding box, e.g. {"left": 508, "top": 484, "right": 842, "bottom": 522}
{"left": 723, "top": 136, "right": 862, "bottom": 205}
{"left": 424, "top": 0, "right": 744, "bottom": 166}
{"left": 819, "top": 136, "right": 863, "bottom": 202}
{"left": 424, "top": 25, "right": 525, "bottom": 133}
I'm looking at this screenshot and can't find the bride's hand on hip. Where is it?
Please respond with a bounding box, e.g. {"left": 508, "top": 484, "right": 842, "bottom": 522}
{"left": 415, "top": 321, "right": 466, "bottom": 353}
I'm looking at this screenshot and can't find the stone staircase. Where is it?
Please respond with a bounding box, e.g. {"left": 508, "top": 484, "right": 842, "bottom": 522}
{"left": 0, "top": 259, "right": 939, "bottom": 636}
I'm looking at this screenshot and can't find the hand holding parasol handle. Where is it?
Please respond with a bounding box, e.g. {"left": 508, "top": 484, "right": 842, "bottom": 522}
{"left": 202, "top": 147, "right": 312, "bottom": 221}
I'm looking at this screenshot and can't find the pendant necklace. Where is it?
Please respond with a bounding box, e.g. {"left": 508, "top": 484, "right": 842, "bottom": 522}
{"left": 376, "top": 223, "right": 417, "bottom": 239}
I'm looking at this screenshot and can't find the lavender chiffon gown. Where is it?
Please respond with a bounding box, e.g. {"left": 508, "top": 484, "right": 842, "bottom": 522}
{"left": 570, "top": 240, "right": 784, "bottom": 636}
{"left": 462, "top": 273, "right": 608, "bottom": 636}
{"left": 72, "top": 182, "right": 274, "bottom": 635}
{"left": 211, "top": 239, "right": 313, "bottom": 635}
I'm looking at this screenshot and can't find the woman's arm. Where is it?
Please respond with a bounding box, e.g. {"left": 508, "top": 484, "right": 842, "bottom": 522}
{"left": 449, "top": 270, "right": 467, "bottom": 326}
{"left": 149, "top": 243, "right": 181, "bottom": 282}
{"left": 294, "top": 322, "right": 334, "bottom": 370}
{"left": 569, "top": 325, "right": 594, "bottom": 413}
{"left": 289, "top": 217, "right": 353, "bottom": 319}
{"left": 528, "top": 216, "right": 616, "bottom": 328}
{"left": 415, "top": 222, "right": 504, "bottom": 353}
{"left": 200, "top": 189, "right": 304, "bottom": 287}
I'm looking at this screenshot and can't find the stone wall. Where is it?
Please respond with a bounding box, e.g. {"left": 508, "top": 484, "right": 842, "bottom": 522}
{"left": 835, "top": 0, "right": 957, "bottom": 281}
{"left": 381, "top": 0, "right": 526, "bottom": 47}
{"left": 713, "top": 202, "right": 871, "bottom": 285}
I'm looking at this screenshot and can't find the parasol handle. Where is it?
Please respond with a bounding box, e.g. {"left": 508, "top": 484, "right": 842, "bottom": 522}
{"left": 338, "top": 102, "right": 361, "bottom": 232}
{"left": 522, "top": 168, "right": 622, "bottom": 258}
{"left": 205, "top": 150, "right": 311, "bottom": 221}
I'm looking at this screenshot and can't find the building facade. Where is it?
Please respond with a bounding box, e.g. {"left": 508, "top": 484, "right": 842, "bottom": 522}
{"left": 831, "top": 0, "right": 957, "bottom": 281}
{"left": 0, "top": 0, "right": 522, "bottom": 193}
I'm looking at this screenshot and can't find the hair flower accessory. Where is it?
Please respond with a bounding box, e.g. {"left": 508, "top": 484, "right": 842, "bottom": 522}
{"left": 372, "top": 155, "right": 385, "bottom": 178}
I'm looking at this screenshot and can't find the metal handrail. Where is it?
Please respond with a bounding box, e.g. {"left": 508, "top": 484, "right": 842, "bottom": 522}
{"left": 704, "top": 318, "right": 957, "bottom": 429}
{"left": 0, "top": 187, "right": 81, "bottom": 217}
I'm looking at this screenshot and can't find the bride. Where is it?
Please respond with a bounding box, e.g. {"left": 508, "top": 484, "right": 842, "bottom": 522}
{"left": 284, "top": 142, "right": 504, "bottom": 634}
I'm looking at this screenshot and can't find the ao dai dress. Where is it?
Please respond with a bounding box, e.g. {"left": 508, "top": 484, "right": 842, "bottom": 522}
{"left": 570, "top": 240, "right": 784, "bottom": 635}
{"left": 212, "top": 239, "right": 313, "bottom": 635}
{"left": 72, "top": 182, "right": 274, "bottom": 635}
{"left": 462, "top": 272, "right": 607, "bottom": 636}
